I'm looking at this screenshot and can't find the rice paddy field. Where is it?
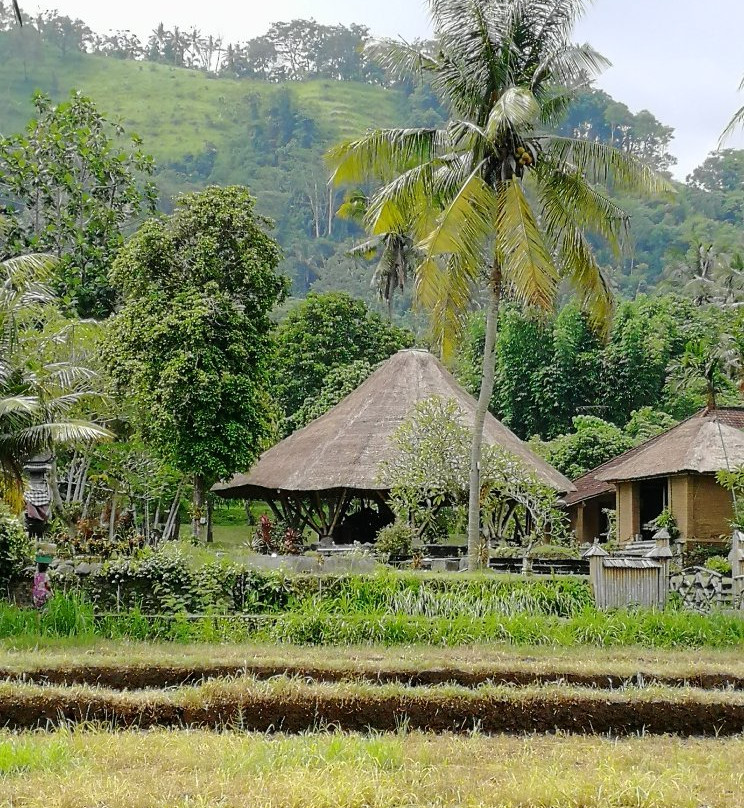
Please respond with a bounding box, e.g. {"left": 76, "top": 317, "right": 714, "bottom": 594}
{"left": 2, "top": 729, "right": 742, "bottom": 808}
{"left": 2, "top": 637, "right": 744, "bottom": 807}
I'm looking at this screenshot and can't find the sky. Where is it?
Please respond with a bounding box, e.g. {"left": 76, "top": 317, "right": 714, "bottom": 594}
{"left": 26, "top": 0, "right": 744, "bottom": 179}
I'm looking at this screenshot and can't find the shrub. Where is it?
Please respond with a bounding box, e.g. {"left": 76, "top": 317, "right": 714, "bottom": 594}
{"left": 490, "top": 545, "right": 523, "bottom": 558}
{"left": 528, "top": 543, "right": 580, "bottom": 560}
{"left": 375, "top": 523, "right": 416, "bottom": 558}
{"left": 651, "top": 508, "right": 680, "bottom": 541}
{"left": 251, "top": 515, "right": 304, "bottom": 555}
{"left": 0, "top": 503, "right": 30, "bottom": 588}
{"left": 684, "top": 542, "right": 729, "bottom": 569}
{"left": 704, "top": 555, "right": 732, "bottom": 575}
{"left": 490, "top": 544, "right": 579, "bottom": 560}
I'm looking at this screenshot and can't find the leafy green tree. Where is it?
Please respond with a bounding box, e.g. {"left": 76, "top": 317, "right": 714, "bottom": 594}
{"left": 543, "top": 305, "right": 603, "bottom": 435}
{"left": 623, "top": 407, "right": 677, "bottom": 443}
{"left": 383, "top": 397, "right": 568, "bottom": 548}
{"left": 103, "top": 187, "right": 288, "bottom": 541}
{"left": 459, "top": 295, "right": 734, "bottom": 440}
{"left": 0, "top": 91, "right": 157, "bottom": 317}
{"left": 458, "top": 305, "right": 556, "bottom": 438}
{"left": 557, "top": 88, "right": 676, "bottom": 172}
{"left": 536, "top": 415, "right": 634, "bottom": 480}
{"left": 274, "top": 291, "right": 413, "bottom": 423}
{"left": 0, "top": 502, "right": 29, "bottom": 588}
{"left": 329, "top": 0, "right": 665, "bottom": 568}
{"left": 688, "top": 150, "right": 744, "bottom": 194}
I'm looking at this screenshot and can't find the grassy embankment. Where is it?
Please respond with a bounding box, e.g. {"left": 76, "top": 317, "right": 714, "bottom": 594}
{"left": 4, "top": 639, "right": 744, "bottom": 689}
{"left": 3, "top": 675, "right": 744, "bottom": 735}
{"left": 4, "top": 639, "right": 744, "bottom": 683}
{"left": 1, "top": 729, "right": 744, "bottom": 807}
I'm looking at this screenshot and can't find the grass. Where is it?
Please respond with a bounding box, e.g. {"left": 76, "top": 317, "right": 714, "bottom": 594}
{"left": 1, "top": 728, "right": 744, "bottom": 806}
{"left": 0, "top": 38, "right": 405, "bottom": 166}
{"left": 4, "top": 637, "right": 744, "bottom": 682}
{"left": 4, "top": 590, "right": 744, "bottom": 648}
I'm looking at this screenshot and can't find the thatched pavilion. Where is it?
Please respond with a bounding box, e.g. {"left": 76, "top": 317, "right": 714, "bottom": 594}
{"left": 568, "top": 407, "right": 744, "bottom": 546}
{"left": 213, "top": 349, "right": 574, "bottom": 540}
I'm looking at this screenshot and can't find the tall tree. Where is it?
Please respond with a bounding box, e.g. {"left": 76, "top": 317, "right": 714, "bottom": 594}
{"left": 103, "top": 187, "right": 288, "bottom": 541}
{"left": 274, "top": 291, "right": 413, "bottom": 425}
{"left": 329, "top": 0, "right": 666, "bottom": 568}
{"left": 0, "top": 92, "right": 157, "bottom": 317}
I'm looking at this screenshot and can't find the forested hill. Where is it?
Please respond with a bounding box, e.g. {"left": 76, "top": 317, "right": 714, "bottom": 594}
{"left": 1, "top": 12, "right": 743, "bottom": 304}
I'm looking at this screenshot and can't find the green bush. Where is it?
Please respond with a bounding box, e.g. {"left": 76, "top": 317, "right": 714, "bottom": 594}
{"left": 528, "top": 543, "right": 580, "bottom": 560}
{"left": 704, "top": 555, "right": 732, "bottom": 575}
{"left": 375, "top": 523, "right": 416, "bottom": 558}
{"left": 685, "top": 542, "right": 730, "bottom": 569}
{"left": 490, "top": 545, "right": 524, "bottom": 558}
{"left": 61, "top": 555, "right": 595, "bottom": 619}
{"left": 0, "top": 503, "right": 30, "bottom": 588}
{"left": 490, "top": 544, "right": 579, "bottom": 560}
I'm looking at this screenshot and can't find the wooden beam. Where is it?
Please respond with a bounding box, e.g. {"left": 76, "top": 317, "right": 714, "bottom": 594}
{"left": 328, "top": 489, "right": 350, "bottom": 537}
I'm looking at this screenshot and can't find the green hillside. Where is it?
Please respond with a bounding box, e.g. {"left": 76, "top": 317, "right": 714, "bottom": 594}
{"left": 0, "top": 36, "right": 424, "bottom": 299}
{"left": 0, "top": 44, "right": 405, "bottom": 163}
{"left": 2, "top": 29, "right": 744, "bottom": 302}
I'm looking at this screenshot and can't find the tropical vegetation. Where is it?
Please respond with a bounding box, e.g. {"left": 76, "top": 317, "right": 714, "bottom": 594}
{"left": 328, "top": 0, "right": 668, "bottom": 567}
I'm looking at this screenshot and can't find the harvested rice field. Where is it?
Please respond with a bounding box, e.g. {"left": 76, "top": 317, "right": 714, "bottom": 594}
{"left": 1, "top": 729, "right": 743, "bottom": 808}
{"left": 4, "top": 640, "right": 744, "bottom": 806}
{"left": 4, "top": 638, "right": 744, "bottom": 689}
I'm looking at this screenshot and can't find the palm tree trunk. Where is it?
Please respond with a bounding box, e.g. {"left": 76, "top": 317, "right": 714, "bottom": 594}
{"left": 467, "top": 269, "right": 502, "bottom": 571}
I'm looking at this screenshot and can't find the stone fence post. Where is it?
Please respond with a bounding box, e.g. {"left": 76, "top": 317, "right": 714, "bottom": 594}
{"left": 648, "top": 530, "right": 673, "bottom": 609}
{"left": 729, "top": 530, "right": 744, "bottom": 607}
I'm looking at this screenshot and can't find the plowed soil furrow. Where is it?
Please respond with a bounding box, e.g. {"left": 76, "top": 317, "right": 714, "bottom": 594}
{"left": 4, "top": 664, "right": 744, "bottom": 691}
{"left": 2, "top": 685, "right": 744, "bottom": 736}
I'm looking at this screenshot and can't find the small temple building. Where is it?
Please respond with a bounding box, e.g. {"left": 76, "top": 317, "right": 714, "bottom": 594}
{"left": 568, "top": 407, "right": 744, "bottom": 546}
{"left": 213, "top": 349, "right": 574, "bottom": 540}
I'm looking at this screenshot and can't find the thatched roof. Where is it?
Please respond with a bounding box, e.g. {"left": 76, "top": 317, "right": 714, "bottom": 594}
{"left": 566, "top": 407, "right": 744, "bottom": 507}
{"left": 596, "top": 409, "right": 744, "bottom": 483}
{"left": 213, "top": 349, "right": 574, "bottom": 499}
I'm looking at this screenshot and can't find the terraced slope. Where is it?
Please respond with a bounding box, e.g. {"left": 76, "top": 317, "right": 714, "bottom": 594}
{"left": 0, "top": 39, "right": 405, "bottom": 165}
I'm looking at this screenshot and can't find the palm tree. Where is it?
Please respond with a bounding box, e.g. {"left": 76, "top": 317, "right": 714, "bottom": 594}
{"left": 721, "top": 76, "right": 744, "bottom": 144}
{"left": 0, "top": 252, "right": 111, "bottom": 495}
{"left": 668, "top": 336, "right": 740, "bottom": 412}
{"left": 336, "top": 190, "right": 418, "bottom": 319}
{"left": 329, "top": 0, "right": 667, "bottom": 569}
{"left": 664, "top": 242, "right": 744, "bottom": 308}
